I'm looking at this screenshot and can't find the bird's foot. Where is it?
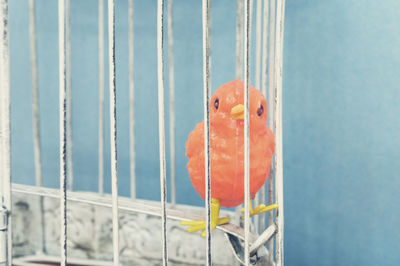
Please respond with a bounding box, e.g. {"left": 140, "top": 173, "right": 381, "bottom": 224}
{"left": 241, "top": 203, "right": 279, "bottom": 218}
{"left": 180, "top": 198, "right": 230, "bottom": 237}
{"left": 180, "top": 216, "right": 230, "bottom": 237}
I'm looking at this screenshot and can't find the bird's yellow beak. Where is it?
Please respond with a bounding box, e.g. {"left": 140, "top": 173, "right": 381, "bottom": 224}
{"left": 231, "top": 104, "right": 244, "bottom": 120}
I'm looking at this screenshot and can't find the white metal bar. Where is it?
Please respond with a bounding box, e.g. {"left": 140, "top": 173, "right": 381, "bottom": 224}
{"left": 243, "top": 0, "right": 251, "bottom": 265}
{"left": 29, "top": 0, "right": 46, "bottom": 254}
{"left": 0, "top": 1, "right": 11, "bottom": 264}
{"left": 66, "top": 0, "right": 73, "bottom": 191}
{"left": 128, "top": 0, "right": 136, "bottom": 199}
{"left": 235, "top": 0, "right": 243, "bottom": 79}
{"left": 58, "top": 0, "right": 68, "bottom": 265}
{"left": 254, "top": 0, "right": 262, "bottom": 92}
{"left": 253, "top": 0, "right": 262, "bottom": 234}
{"left": 29, "top": 0, "right": 42, "bottom": 188}
{"left": 259, "top": 0, "right": 269, "bottom": 233}
{"left": 168, "top": 0, "right": 176, "bottom": 206}
{"left": 274, "top": 0, "right": 285, "bottom": 265}
{"left": 201, "top": 0, "right": 211, "bottom": 264}
{"left": 249, "top": 223, "right": 277, "bottom": 256}
{"left": 261, "top": 0, "right": 269, "bottom": 98}
{"left": 267, "top": 0, "right": 276, "bottom": 259}
{"left": 98, "top": 0, "right": 104, "bottom": 195}
{"left": 157, "top": 0, "right": 168, "bottom": 264}
{"left": 107, "top": 0, "right": 119, "bottom": 265}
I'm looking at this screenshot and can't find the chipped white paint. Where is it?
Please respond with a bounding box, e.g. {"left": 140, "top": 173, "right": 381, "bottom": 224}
{"left": 274, "top": 0, "right": 285, "bottom": 265}
{"left": 157, "top": 0, "right": 168, "bottom": 264}
{"left": 202, "top": 0, "right": 212, "bottom": 264}
{"left": 58, "top": 0, "right": 68, "bottom": 264}
{"left": 243, "top": 0, "right": 251, "bottom": 265}
{"left": 107, "top": 0, "right": 120, "bottom": 265}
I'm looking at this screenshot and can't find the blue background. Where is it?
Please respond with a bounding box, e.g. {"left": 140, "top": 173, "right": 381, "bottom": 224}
{"left": 8, "top": 0, "right": 400, "bottom": 265}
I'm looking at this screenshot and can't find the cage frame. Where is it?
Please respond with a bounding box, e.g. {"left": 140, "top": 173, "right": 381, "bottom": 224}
{"left": 0, "top": 0, "right": 286, "bottom": 265}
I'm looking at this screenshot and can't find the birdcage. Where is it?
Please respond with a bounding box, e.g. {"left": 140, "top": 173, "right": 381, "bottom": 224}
{"left": 0, "top": 0, "right": 285, "bottom": 265}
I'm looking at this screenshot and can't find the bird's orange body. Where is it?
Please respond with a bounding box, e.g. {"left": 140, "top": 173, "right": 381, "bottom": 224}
{"left": 186, "top": 79, "right": 275, "bottom": 208}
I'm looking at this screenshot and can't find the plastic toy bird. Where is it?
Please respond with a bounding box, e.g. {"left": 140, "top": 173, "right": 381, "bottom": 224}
{"left": 181, "top": 79, "right": 278, "bottom": 237}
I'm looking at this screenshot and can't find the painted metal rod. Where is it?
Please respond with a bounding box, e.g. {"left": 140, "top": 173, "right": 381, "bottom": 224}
{"left": 98, "top": 0, "right": 104, "bottom": 195}
{"left": 128, "top": 0, "right": 136, "bottom": 199}
{"left": 253, "top": 0, "right": 262, "bottom": 235}
{"left": 29, "top": 0, "right": 42, "bottom": 188}
{"left": 274, "top": 0, "right": 285, "bottom": 265}
{"left": 107, "top": 0, "right": 120, "bottom": 265}
{"left": 243, "top": 0, "right": 251, "bottom": 265}
{"left": 0, "top": 0, "right": 11, "bottom": 264}
{"left": 259, "top": 0, "right": 269, "bottom": 233}
{"left": 168, "top": 0, "right": 176, "bottom": 206}
{"left": 249, "top": 223, "right": 277, "bottom": 256}
{"left": 267, "top": 0, "right": 276, "bottom": 258}
{"left": 157, "top": 0, "right": 168, "bottom": 264}
{"left": 29, "top": 0, "right": 47, "bottom": 254}
{"left": 66, "top": 0, "right": 73, "bottom": 191}
{"left": 254, "top": 0, "right": 262, "bottom": 92}
{"left": 235, "top": 0, "right": 243, "bottom": 79}
{"left": 58, "top": 0, "right": 68, "bottom": 265}
{"left": 201, "top": 0, "right": 212, "bottom": 264}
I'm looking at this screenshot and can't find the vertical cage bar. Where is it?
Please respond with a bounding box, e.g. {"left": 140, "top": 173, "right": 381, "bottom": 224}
{"left": 157, "top": 0, "right": 168, "bottom": 265}
{"left": 259, "top": 0, "right": 269, "bottom": 233}
{"left": 29, "top": 0, "right": 46, "bottom": 254}
{"left": 98, "top": 0, "right": 104, "bottom": 195}
{"left": 267, "top": 0, "right": 276, "bottom": 258}
{"left": 128, "top": 0, "right": 136, "bottom": 199}
{"left": 167, "top": 0, "right": 176, "bottom": 206}
{"left": 66, "top": 0, "right": 73, "bottom": 191}
{"left": 253, "top": 0, "right": 262, "bottom": 234}
{"left": 254, "top": 0, "right": 262, "bottom": 92}
{"left": 201, "top": 0, "right": 211, "bottom": 264}
{"left": 107, "top": 0, "right": 120, "bottom": 265}
{"left": 0, "top": 0, "right": 11, "bottom": 264}
{"left": 261, "top": 0, "right": 269, "bottom": 98}
{"left": 203, "top": 0, "right": 213, "bottom": 263}
{"left": 235, "top": 0, "right": 243, "bottom": 79}
{"left": 274, "top": 0, "right": 285, "bottom": 265}
{"left": 58, "top": 0, "right": 68, "bottom": 265}
{"left": 243, "top": 0, "right": 251, "bottom": 265}
{"left": 29, "top": 0, "right": 42, "bottom": 188}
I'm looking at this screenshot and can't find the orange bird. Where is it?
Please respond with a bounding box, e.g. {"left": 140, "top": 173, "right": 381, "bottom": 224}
{"left": 181, "top": 79, "right": 278, "bottom": 237}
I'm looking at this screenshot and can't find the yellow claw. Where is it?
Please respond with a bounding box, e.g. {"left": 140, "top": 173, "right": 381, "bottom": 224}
{"left": 241, "top": 200, "right": 279, "bottom": 218}
{"left": 180, "top": 199, "right": 230, "bottom": 237}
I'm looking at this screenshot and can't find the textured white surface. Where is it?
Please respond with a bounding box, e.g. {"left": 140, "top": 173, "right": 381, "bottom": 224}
{"left": 243, "top": 0, "right": 252, "bottom": 265}
{"left": 201, "top": 0, "right": 211, "bottom": 264}
{"left": 274, "top": 0, "right": 285, "bottom": 265}
{"left": 57, "top": 0, "right": 68, "bottom": 265}
{"left": 11, "top": 190, "right": 239, "bottom": 266}
{"left": 156, "top": 0, "right": 168, "bottom": 264}
{"left": 107, "top": 0, "right": 120, "bottom": 265}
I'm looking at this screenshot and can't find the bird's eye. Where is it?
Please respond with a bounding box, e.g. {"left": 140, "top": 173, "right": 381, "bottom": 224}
{"left": 214, "top": 98, "right": 219, "bottom": 110}
{"left": 257, "top": 104, "right": 264, "bottom": 116}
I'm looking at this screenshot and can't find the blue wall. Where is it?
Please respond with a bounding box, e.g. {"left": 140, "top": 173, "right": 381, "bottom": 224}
{"left": 8, "top": 0, "right": 400, "bottom": 265}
